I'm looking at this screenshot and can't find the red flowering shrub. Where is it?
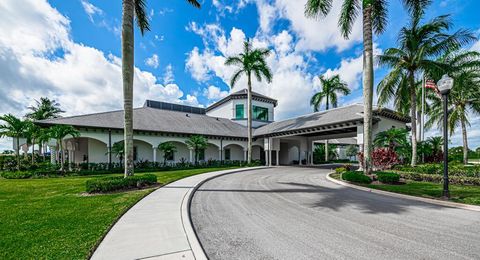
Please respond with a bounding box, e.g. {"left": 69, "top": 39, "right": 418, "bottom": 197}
{"left": 371, "top": 148, "right": 399, "bottom": 171}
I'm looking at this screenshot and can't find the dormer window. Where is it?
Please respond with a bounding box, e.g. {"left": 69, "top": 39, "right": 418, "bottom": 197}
{"left": 235, "top": 104, "right": 244, "bottom": 119}
{"left": 253, "top": 106, "right": 268, "bottom": 121}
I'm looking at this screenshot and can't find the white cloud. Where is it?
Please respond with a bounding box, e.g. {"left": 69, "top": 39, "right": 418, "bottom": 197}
{"left": 145, "top": 54, "right": 159, "bottom": 68}
{"left": 0, "top": 0, "right": 197, "bottom": 151}
{"left": 81, "top": 0, "right": 103, "bottom": 22}
{"left": 163, "top": 64, "right": 174, "bottom": 84}
{"left": 204, "top": 85, "right": 229, "bottom": 100}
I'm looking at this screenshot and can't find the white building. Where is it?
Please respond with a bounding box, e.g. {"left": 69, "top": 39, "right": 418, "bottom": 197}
{"left": 37, "top": 89, "right": 410, "bottom": 166}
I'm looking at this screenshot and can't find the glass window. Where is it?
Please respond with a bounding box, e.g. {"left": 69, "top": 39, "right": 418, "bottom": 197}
{"left": 235, "top": 104, "right": 244, "bottom": 119}
{"left": 253, "top": 106, "right": 268, "bottom": 121}
{"left": 224, "top": 148, "right": 231, "bottom": 160}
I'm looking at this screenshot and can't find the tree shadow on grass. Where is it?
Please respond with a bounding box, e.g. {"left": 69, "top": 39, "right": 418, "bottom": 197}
{"left": 197, "top": 181, "right": 446, "bottom": 215}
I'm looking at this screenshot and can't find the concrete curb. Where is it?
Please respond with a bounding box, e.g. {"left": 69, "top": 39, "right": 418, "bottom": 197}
{"left": 326, "top": 172, "right": 480, "bottom": 212}
{"left": 182, "top": 166, "right": 269, "bottom": 260}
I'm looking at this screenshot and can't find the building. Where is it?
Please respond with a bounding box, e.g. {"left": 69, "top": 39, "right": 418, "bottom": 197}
{"left": 36, "top": 89, "right": 410, "bottom": 166}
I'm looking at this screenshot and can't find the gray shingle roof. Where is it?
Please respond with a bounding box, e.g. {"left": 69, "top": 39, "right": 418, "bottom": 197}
{"left": 206, "top": 89, "right": 278, "bottom": 111}
{"left": 37, "top": 107, "right": 248, "bottom": 138}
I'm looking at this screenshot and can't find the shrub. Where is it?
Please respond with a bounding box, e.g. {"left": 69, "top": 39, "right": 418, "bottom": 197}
{"left": 335, "top": 167, "right": 347, "bottom": 174}
{"left": 1, "top": 171, "right": 33, "bottom": 179}
{"left": 86, "top": 174, "right": 158, "bottom": 193}
{"left": 371, "top": 148, "right": 399, "bottom": 170}
{"left": 342, "top": 171, "right": 372, "bottom": 184}
{"left": 376, "top": 172, "right": 400, "bottom": 184}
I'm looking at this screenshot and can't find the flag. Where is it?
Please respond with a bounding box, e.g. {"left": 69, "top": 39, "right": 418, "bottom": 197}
{"left": 425, "top": 79, "right": 437, "bottom": 91}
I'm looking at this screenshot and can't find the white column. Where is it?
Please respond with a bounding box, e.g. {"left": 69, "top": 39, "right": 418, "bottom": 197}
{"left": 265, "top": 150, "right": 269, "bottom": 166}
{"left": 189, "top": 148, "right": 193, "bottom": 163}
{"left": 50, "top": 146, "right": 56, "bottom": 164}
{"left": 276, "top": 150, "right": 279, "bottom": 166}
{"left": 243, "top": 149, "right": 247, "bottom": 161}
{"left": 152, "top": 146, "right": 157, "bottom": 163}
{"left": 298, "top": 150, "right": 302, "bottom": 165}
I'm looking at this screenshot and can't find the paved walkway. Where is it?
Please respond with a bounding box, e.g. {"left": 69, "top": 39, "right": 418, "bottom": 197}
{"left": 91, "top": 167, "right": 265, "bottom": 260}
{"left": 191, "top": 167, "right": 480, "bottom": 260}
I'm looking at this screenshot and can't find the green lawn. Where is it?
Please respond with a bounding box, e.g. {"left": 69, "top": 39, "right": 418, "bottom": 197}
{"left": 365, "top": 182, "right": 480, "bottom": 206}
{"left": 0, "top": 167, "right": 239, "bottom": 260}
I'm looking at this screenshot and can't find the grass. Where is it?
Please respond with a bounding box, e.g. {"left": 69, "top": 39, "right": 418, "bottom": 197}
{"left": 0, "top": 167, "right": 239, "bottom": 260}
{"left": 330, "top": 172, "right": 480, "bottom": 206}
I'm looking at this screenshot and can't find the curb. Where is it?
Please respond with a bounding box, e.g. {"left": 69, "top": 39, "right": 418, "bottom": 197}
{"left": 326, "top": 172, "right": 480, "bottom": 212}
{"left": 181, "top": 166, "right": 270, "bottom": 260}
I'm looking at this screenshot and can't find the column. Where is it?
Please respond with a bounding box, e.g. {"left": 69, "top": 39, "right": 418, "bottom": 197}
{"left": 152, "top": 146, "right": 157, "bottom": 163}
{"left": 265, "top": 150, "right": 269, "bottom": 166}
{"left": 243, "top": 149, "right": 247, "bottom": 161}
{"left": 50, "top": 146, "right": 56, "bottom": 165}
{"left": 189, "top": 148, "right": 193, "bottom": 163}
{"left": 276, "top": 150, "right": 279, "bottom": 166}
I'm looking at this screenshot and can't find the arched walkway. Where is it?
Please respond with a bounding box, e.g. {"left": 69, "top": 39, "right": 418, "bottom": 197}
{"left": 223, "top": 144, "right": 244, "bottom": 161}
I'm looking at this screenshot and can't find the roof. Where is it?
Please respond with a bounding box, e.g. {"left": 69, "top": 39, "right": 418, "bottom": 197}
{"left": 206, "top": 89, "right": 278, "bottom": 112}
{"left": 36, "top": 107, "right": 248, "bottom": 138}
{"left": 253, "top": 104, "right": 410, "bottom": 137}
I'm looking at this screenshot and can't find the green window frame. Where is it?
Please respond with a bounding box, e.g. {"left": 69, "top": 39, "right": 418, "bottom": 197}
{"left": 253, "top": 106, "right": 268, "bottom": 121}
{"left": 235, "top": 104, "right": 244, "bottom": 119}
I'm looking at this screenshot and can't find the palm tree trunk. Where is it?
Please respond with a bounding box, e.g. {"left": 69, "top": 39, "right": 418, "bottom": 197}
{"left": 247, "top": 72, "right": 253, "bottom": 164}
{"left": 59, "top": 141, "right": 64, "bottom": 171}
{"left": 325, "top": 98, "right": 329, "bottom": 162}
{"left": 122, "top": 0, "right": 135, "bottom": 177}
{"left": 461, "top": 117, "right": 469, "bottom": 165}
{"left": 409, "top": 71, "right": 417, "bottom": 167}
{"left": 16, "top": 137, "right": 20, "bottom": 171}
{"left": 362, "top": 5, "right": 374, "bottom": 174}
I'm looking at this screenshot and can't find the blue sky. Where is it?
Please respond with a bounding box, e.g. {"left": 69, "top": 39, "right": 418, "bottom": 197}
{"left": 0, "top": 0, "right": 479, "bottom": 151}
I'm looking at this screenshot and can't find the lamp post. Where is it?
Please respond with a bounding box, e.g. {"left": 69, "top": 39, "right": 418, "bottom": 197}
{"left": 437, "top": 74, "right": 454, "bottom": 199}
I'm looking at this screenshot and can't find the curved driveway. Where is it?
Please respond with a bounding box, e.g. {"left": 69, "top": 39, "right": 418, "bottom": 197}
{"left": 190, "top": 167, "right": 480, "bottom": 260}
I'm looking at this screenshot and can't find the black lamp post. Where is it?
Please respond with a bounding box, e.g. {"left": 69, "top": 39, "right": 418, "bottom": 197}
{"left": 437, "top": 74, "right": 454, "bottom": 199}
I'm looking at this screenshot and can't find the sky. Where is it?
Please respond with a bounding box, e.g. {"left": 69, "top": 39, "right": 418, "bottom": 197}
{"left": 0, "top": 0, "right": 479, "bottom": 151}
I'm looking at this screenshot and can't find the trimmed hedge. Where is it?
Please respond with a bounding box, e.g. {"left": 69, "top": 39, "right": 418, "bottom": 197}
{"left": 335, "top": 167, "right": 347, "bottom": 174}
{"left": 394, "top": 163, "right": 480, "bottom": 178}
{"left": 85, "top": 174, "right": 158, "bottom": 193}
{"left": 376, "top": 172, "right": 400, "bottom": 184}
{"left": 398, "top": 172, "right": 480, "bottom": 186}
{"left": 342, "top": 171, "right": 372, "bottom": 184}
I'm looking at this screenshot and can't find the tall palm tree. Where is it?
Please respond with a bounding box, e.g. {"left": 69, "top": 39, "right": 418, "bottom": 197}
{"left": 121, "top": 0, "right": 200, "bottom": 177}
{"left": 186, "top": 135, "right": 208, "bottom": 164}
{"left": 377, "top": 11, "right": 476, "bottom": 167}
{"left": 48, "top": 125, "right": 80, "bottom": 171}
{"left": 426, "top": 51, "right": 480, "bottom": 164}
{"left": 0, "top": 114, "right": 29, "bottom": 170}
{"left": 311, "top": 74, "right": 350, "bottom": 160}
{"left": 25, "top": 121, "right": 41, "bottom": 164}
{"left": 26, "top": 97, "right": 65, "bottom": 120}
{"left": 305, "top": 0, "right": 441, "bottom": 173}
{"left": 225, "top": 40, "right": 273, "bottom": 163}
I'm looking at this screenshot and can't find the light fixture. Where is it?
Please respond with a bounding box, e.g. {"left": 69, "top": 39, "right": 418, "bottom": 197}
{"left": 437, "top": 74, "right": 454, "bottom": 95}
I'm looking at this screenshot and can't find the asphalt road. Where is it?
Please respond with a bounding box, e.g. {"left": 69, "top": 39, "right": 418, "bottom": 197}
{"left": 190, "top": 167, "right": 480, "bottom": 260}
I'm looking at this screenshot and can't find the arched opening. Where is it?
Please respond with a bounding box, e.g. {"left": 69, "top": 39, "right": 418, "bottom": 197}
{"left": 223, "top": 144, "right": 244, "bottom": 161}
{"left": 158, "top": 141, "right": 189, "bottom": 163}
{"left": 252, "top": 145, "right": 264, "bottom": 163}
{"left": 288, "top": 146, "right": 300, "bottom": 165}
{"left": 204, "top": 143, "right": 220, "bottom": 161}
{"left": 63, "top": 137, "right": 107, "bottom": 164}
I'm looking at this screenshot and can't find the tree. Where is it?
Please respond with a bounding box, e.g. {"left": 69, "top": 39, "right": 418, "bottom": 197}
{"left": 111, "top": 142, "right": 125, "bottom": 166}
{"left": 25, "top": 121, "right": 41, "bottom": 164}
{"left": 48, "top": 125, "right": 80, "bottom": 171}
{"left": 311, "top": 74, "right": 350, "bottom": 112}
{"left": 304, "top": 0, "right": 394, "bottom": 173}
{"left": 158, "top": 141, "right": 177, "bottom": 164}
{"left": 311, "top": 74, "right": 350, "bottom": 161}
{"left": 121, "top": 0, "right": 200, "bottom": 177}
{"left": 0, "top": 114, "right": 29, "bottom": 170}
{"left": 345, "top": 144, "right": 359, "bottom": 161}
{"left": 185, "top": 135, "right": 208, "bottom": 164}
{"left": 377, "top": 11, "right": 476, "bottom": 167}
{"left": 25, "top": 97, "right": 64, "bottom": 120}
{"left": 374, "top": 128, "right": 409, "bottom": 150}
{"left": 425, "top": 51, "right": 480, "bottom": 164}
{"left": 225, "top": 40, "right": 272, "bottom": 164}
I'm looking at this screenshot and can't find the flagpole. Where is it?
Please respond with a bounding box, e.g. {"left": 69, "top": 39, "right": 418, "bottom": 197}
{"left": 422, "top": 75, "right": 425, "bottom": 142}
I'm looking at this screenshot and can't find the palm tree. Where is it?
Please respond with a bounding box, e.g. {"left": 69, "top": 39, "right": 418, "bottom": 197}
{"left": 111, "top": 142, "right": 125, "bottom": 166}
{"left": 158, "top": 141, "right": 177, "bottom": 164}
{"left": 0, "top": 114, "right": 29, "bottom": 170}
{"left": 374, "top": 128, "right": 409, "bottom": 150}
{"left": 186, "top": 135, "right": 208, "bottom": 164}
{"left": 377, "top": 11, "right": 476, "bottom": 167}
{"left": 48, "top": 125, "right": 80, "bottom": 171}
{"left": 26, "top": 97, "right": 64, "bottom": 120}
{"left": 427, "top": 136, "right": 443, "bottom": 154}
{"left": 425, "top": 51, "right": 480, "bottom": 164}
{"left": 225, "top": 40, "right": 273, "bottom": 164}
{"left": 121, "top": 0, "right": 200, "bottom": 177}
{"left": 25, "top": 121, "right": 41, "bottom": 164}
{"left": 311, "top": 74, "right": 350, "bottom": 161}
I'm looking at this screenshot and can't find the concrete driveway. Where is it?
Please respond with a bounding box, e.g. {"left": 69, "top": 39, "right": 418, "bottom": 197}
{"left": 190, "top": 167, "right": 480, "bottom": 260}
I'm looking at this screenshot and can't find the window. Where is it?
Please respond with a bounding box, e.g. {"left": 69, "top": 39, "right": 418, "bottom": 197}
{"left": 235, "top": 104, "right": 244, "bottom": 119}
{"left": 224, "top": 148, "right": 231, "bottom": 160}
{"left": 253, "top": 106, "right": 268, "bottom": 121}
{"left": 133, "top": 146, "right": 138, "bottom": 161}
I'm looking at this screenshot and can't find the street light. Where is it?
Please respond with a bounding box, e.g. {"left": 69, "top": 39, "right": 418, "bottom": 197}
{"left": 437, "top": 74, "right": 454, "bottom": 199}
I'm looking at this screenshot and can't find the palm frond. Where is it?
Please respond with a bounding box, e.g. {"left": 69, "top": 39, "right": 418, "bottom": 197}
{"left": 304, "top": 0, "right": 333, "bottom": 18}
{"left": 338, "top": 0, "right": 360, "bottom": 39}
{"left": 134, "top": 0, "right": 150, "bottom": 35}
